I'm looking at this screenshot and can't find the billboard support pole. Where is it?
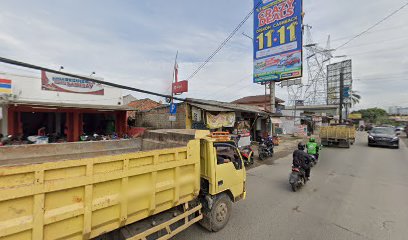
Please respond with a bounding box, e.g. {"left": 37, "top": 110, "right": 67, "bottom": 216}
{"left": 339, "top": 68, "right": 344, "bottom": 123}
{"left": 270, "top": 82, "right": 276, "bottom": 135}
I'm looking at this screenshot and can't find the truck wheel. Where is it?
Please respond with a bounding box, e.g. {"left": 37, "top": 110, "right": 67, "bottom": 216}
{"left": 209, "top": 194, "right": 232, "bottom": 232}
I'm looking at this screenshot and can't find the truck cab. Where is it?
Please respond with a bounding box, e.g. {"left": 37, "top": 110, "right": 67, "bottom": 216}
{"left": 198, "top": 133, "right": 246, "bottom": 231}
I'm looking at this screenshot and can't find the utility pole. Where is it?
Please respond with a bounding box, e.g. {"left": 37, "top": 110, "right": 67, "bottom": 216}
{"left": 339, "top": 67, "right": 344, "bottom": 123}
{"left": 270, "top": 82, "right": 276, "bottom": 135}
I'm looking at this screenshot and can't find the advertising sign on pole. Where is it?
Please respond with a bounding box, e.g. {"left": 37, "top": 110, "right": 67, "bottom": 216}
{"left": 327, "top": 60, "right": 352, "bottom": 104}
{"left": 172, "top": 80, "right": 188, "bottom": 94}
{"left": 253, "top": 0, "right": 303, "bottom": 83}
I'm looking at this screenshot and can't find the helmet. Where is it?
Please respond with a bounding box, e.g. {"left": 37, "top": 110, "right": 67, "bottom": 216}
{"left": 309, "top": 137, "right": 315, "bottom": 142}
{"left": 298, "top": 142, "right": 305, "bottom": 150}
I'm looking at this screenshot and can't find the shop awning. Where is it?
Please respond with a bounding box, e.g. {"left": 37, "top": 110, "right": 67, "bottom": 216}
{"left": 1, "top": 99, "right": 134, "bottom": 111}
{"left": 187, "top": 98, "right": 267, "bottom": 114}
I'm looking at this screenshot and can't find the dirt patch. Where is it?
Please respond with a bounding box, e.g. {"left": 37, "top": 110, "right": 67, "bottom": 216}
{"left": 245, "top": 136, "right": 304, "bottom": 170}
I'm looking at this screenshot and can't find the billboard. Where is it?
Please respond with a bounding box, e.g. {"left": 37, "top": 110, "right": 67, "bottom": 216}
{"left": 253, "top": 0, "right": 303, "bottom": 83}
{"left": 41, "top": 70, "right": 104, "bottom": 95}
{"left": 327, "top": 60, "right": 352, "bottom": 104}
{"left": 172, "top": 80, "right": 188, "bottom": 94}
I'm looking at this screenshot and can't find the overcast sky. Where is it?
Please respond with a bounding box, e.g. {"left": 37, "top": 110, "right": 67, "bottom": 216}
{"left": 0, "top": 0, "right": 407, "bottom": 110}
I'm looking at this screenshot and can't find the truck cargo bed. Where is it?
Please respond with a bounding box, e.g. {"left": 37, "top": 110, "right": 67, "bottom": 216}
{"left": 0, "top": 130, "right": 204, "bottom": 240}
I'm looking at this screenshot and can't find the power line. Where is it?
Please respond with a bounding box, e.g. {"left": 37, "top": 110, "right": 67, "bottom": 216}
{"left": 186, "top": 0, "right": 262, "bottom": 81}
{"left": 0, "top": 56, "right": 271, "bottom": 114}
{"left": 335, "top": 2, "right": 408, "bottom": 50}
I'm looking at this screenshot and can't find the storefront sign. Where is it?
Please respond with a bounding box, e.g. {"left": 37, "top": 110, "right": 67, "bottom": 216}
{"left": 348, "top": 113, "right": 362, "bottom": 119}
{"left": 41, "top": 70, "right": 104, "bottom": 95}
{"left": 172, "top": 80, "right": 188, "bottom": 94}
{"left": 206, "top": 112, "right": 236, "bottom": 129}
{"left": 253, "top": 0, "right": 303, "bottom": 83}
{"left": 0, "top": 79, "right": 12, "bottom": 94}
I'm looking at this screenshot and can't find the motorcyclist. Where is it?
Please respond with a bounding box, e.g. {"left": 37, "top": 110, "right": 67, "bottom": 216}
{"left": 306, "top": 137, "right": 319, "bottom": 161}
{"left": 293, "top": 142, "right": 312, "bottom": 180}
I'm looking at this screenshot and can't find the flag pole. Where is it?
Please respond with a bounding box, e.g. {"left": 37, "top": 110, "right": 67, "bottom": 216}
{"left": 170, "top": 51, "right": 178, "bottom": 128}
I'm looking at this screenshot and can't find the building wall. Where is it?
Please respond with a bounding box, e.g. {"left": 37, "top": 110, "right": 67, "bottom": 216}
{"left": 0, "top": 72, "right": 123, "bottom": 106}
{"left": 281, "top": 109, "right": 302, "bottom": 134}
{"left": 135, "top": 103, "right": 187, "bottom": 129}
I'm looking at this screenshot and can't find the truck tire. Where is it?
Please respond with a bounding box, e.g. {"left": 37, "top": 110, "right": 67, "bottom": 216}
{"left": 210, "top": 194, "right": 231, "bottom": 232}
{"left": 200, "top": 193, "right": 232, "bottom": 232}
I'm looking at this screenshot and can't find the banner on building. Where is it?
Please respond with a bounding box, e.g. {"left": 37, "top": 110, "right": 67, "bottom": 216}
{"left": 192, "top": 107, "right": 202, "bottom": 122}
{"left": 41, "top": 70, "right": 104, "bottom": 95}
{"left": 253, "top": 0, "right": 303, "bottom": 83}
{"left": 206, "top": 112, "right": 236, "bottom": 129}
{"left": 0, "top": 79, "right": 12, "bottom": 94}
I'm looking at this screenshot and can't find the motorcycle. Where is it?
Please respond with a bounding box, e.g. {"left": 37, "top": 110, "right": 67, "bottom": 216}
{"left": 240, "top": 146, "right": 254, "bottom": 166}
{"left": 289, "top": 166, "right": 307, "bottom": 192}
{"left": 258, "top": 136, "right": 274, "bottom": 160}
{"left": 309, "top": 154, "right": 317, "bottom": 167}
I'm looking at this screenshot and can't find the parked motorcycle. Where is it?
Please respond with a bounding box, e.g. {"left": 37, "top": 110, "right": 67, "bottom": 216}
{"left": 289, "top": 166, "right": 306, "bottom": 192}
{"left": 240, "top": 146, "right": 254, "bottom": 166}
{"left": 258, "top": 136, "right": 274, "bottom": 160}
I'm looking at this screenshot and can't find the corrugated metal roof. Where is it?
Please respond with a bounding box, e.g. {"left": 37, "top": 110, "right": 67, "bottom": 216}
{"left": 187, "top": 98, "right": 267, "bottom": 114}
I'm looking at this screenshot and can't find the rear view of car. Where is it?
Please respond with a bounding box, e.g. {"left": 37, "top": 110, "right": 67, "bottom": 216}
{"left": 368, "top": 127, "right": 399, "bottom": 149}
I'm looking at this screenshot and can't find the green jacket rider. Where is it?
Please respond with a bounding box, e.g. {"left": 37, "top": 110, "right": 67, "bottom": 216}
{"left": 306, "top": 138, "right": 319, "bottom": 155}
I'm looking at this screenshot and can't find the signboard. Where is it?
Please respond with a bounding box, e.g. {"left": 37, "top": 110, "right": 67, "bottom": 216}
{"left": 280, "top": 78, "right": 302, "bottom": 87}
{"left": 348, "top": 113, "right": 362, "bottom": 119}
{"left": 295, "top": 100, "right": 304, "bottom": 106}
{"left": 343, "top": 86, "right": 350, "bottom": 97}
{"left": 169, "top": 103, "right": 177, "bottom": 115}
{"left": 41, "top": 70, "right": 104, "bottom": 95}
{"left": 0, "top": 79, "right": 12, "bottom": 94}
{"left": 206, "top": 112, "right": 236, "bottom": 129}
{"left": 253, "top": 0, "right": 303, "bottom": 83}
{"left": 327, "top": 60, "right": 352, "bottom": 104}
{"left": 172, "top": 80, "right": 188, "bottom": 94}
{"left": 169, "top": 116, "right": 177, "bottom": 122}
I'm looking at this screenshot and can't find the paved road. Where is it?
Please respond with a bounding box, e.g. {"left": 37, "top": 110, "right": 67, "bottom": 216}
{"left": 175, "top": 132, "right": 408, "bottom": 240}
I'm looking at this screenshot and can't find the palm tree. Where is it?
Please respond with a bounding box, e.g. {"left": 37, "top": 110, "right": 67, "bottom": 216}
{"left": 343, "top": 90, "right": 361, "bottom": 117}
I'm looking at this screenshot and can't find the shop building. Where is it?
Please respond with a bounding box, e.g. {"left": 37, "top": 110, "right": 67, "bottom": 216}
{"left": 135, "top": 98, "right": 270, "bottom": 141}
{"left": 0, "top": 71, "right": 130, "bottom": 142}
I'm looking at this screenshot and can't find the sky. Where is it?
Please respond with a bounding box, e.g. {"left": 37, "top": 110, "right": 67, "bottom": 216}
{"left": 0, "top": 0, "right": 407, "bottom": 110}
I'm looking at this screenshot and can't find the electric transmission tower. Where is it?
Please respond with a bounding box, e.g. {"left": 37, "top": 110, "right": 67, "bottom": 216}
{"left": 286, "top": 25, "right": 334, "bottom": 105}
{"left": 303, "top": 25, "right": 333, "bottom": 105}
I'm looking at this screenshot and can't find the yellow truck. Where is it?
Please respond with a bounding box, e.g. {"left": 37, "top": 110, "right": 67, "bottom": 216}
{"left": 320, "top": 125, "right": 356, "bottom": 148}
{"left": 0, "top": 129, "right": 246, "bottom": 240}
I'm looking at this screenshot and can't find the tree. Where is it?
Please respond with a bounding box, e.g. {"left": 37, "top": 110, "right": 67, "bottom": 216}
{"left": 343, "top": 90, "right": 361, "bottom": 117}
{"left": 352, "top": 108, "right": 388, "bottom": 124}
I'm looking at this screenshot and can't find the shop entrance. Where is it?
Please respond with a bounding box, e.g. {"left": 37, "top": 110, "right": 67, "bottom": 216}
{"left": 82, "top": 113, "right": 116, "bottom": 135}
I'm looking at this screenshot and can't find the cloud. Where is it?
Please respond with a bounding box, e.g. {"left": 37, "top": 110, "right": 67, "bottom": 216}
{"left": 0, "top": 0, "right": 407, "bottom": 110}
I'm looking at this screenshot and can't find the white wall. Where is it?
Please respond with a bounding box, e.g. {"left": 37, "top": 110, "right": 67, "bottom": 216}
{"left": 281, "top": 109, "right": 302, "bottom": 134}
{"left": 0, "top": 72, "right": 123, "bottom": 106}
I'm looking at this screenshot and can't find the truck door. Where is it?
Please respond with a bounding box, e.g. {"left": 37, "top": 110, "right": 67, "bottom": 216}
{"left": 213, "top": 142, "right": 245, "bottom": 199}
